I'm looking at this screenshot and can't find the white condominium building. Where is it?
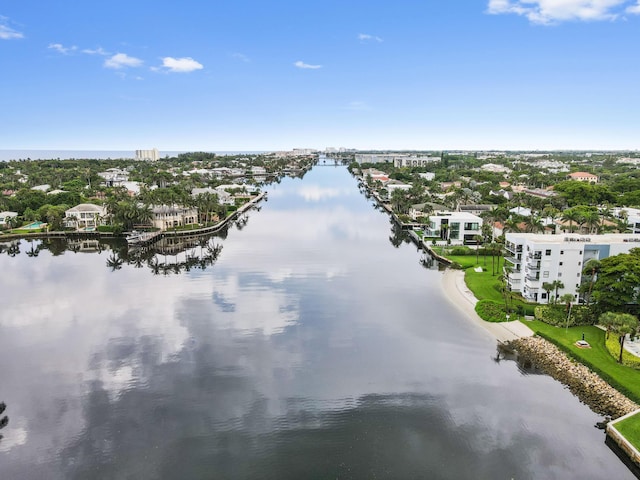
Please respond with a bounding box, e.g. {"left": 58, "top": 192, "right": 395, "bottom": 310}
{"left": 393, "top": 156, "right": 441, "bottom": 168}
{"left": 135, "top": 148, "right": 160, "bottom": 161}
{"left": 505, "top": 233, "right": 640, "bottom": 304}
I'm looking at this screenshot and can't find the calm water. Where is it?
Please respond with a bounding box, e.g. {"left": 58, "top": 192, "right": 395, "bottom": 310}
{"left": 0, "top": 166, "right": 632, "bottom": 479}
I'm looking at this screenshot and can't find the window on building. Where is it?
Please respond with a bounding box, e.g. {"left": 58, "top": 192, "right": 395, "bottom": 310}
{"left": 577, "top": 273, "right": 580, "bottom": 277}
{"left": 545, "top": 249, "right": 551, "bottom": 255}
{"left": 541, "top": 293, "right": 547, "bottom": 299}
{"left": 560, "top": 250, "right": 564, "bottom": 254}
{"left": 543, "top": 271, "right": 549, "bottom": 278}
{"left": 558, "top": 273, "right": 562, "bottom": 277}
{"left": 578, "top": 261, "right": 581, "bottom": 265}
{"left": 559, "top": 262, "right": 563, "bottom": 266}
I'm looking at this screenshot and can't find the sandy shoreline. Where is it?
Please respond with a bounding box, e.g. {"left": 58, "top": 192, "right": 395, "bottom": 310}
{"left": 441, "top": 269, "right": 534, "bottom": 343}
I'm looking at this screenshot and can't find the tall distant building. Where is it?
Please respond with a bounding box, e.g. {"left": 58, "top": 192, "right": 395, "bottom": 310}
{"left": 135, "top": 148, "right": 159, "bottom": 161}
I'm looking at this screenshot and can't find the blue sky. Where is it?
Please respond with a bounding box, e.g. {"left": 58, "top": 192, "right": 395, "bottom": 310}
{"left": 1, "top": 1, "right": 639, "bottom": 151}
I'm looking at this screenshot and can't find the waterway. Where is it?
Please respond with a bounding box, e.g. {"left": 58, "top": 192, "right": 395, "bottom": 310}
{"left": 0, "top": 165, "right": 633, "bottom": 479}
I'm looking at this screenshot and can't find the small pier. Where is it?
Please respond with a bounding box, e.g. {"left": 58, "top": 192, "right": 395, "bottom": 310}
{"left": 127, "top": 230, "right": 162, "bottom": 246}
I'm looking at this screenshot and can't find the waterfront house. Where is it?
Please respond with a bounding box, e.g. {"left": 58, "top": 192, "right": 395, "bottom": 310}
{"left": 64, "top": 204, "right": 107, "bottom": 230}
{"left": 191, "top": 187, "right": 235, "bottom": 206}
{"left": 150, "top": 205, "right": 198, "bottom": 231}
{"left": 425, "top": 212, "right": 483, "bottom": 245}
{"left": 385, "top": 181, "right": 412, "bottom": 200}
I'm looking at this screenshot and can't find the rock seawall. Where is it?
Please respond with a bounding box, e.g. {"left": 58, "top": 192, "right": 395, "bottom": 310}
{"left": 510, "top": 336, "right": 639, "bottom": 419}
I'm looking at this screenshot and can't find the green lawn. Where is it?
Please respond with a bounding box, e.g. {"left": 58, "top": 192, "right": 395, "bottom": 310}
{"left": 614, "top": 413, "right": 640, "bottom": 448}
{"left": 522, "top": 319, "right": 640, "bottom": 404}
{"left": 465, "top": 267, "right": 504, "bottom": 303}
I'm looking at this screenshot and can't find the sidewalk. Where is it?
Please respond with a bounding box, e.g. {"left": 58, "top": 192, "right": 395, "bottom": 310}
{"left": 442, "top": 269, "right": 534, "bottom": 343}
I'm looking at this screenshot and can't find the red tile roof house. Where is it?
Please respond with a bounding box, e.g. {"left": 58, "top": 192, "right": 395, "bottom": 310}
{"left": 567, "top": 172, "right": 599, "bottom": 183}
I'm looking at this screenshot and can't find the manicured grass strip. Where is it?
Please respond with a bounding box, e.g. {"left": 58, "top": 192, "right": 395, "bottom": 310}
{"left": 465, "top": 267, "right": 504, "bottom": 303}
{"left": 522, "top": 320, "right": 640, "bottom": 404}
{"left": 615, "top": 412, "right": 640, "bottom": 450}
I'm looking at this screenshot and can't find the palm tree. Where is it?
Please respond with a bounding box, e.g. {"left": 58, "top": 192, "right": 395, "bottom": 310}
{"left": 583, "top": 209, "right": 600, "bottom": 234}
{"left": 542, "top": 282, "right": 554, "bottom": 304}
{"left": 542, "top": 206, "right": 560, "bottom": 234}
{"left": 503, "top": 218, "right": 522, "bottom": 234}
{"left": 559, "top": 293, "right": 574, "bottom": 329}
{"left": 106, "top": 252, "right": 124, "bottom": 271}
{"left": 524, "top": 214, "right": 544, "bottom": 233}
{"left": 599, "top": 312, "right": 639, "bottom": 363}
{"left": 582, "top": 259, "right": 601, "bottom": 306}
{"left": 552, "top": 280, "right": 565, "bottom": 304}
{"left": 561, "top": 209, "right": 580, "bottom": 233}
{"left": 0, "top": 401, "right": 8, "bottom": 441}
{"left": 474, "top": 234, "right": 483, "bottom": 265}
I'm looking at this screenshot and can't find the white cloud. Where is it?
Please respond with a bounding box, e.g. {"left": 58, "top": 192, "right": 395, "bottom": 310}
{"left": 159, "top": 56, "right": 204, "bottom": 73}
{"left": 487, "top": 0, "right": 634, "bottom": 24}
{"left": 0, "top": 17, "right": 23, "bottom": 40}
{"left": 48, "top": 43, "right": 77, "bottom": 55}
{"left": 294, "top": 60, "right": 322, "bottom": 69}
{"left": 358, "top": 33, "right": 383, "bottom": 43}
{"left": 104, "top": 53, "right": 143, "bottom": 69}
{"left": 82, "top": 47, "right": 109, "bottom": 56}
{"left": 627, "top": 1, "right": 640, "bottom": 12}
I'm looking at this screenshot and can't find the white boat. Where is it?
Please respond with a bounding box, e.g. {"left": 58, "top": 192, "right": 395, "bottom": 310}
{"left": 126, "top": 231, "right": 145, "bottom": 244}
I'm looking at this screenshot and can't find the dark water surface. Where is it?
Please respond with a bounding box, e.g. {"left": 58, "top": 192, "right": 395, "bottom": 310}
{"left": 0, "top": 166, "right": 632, "bottom": 479}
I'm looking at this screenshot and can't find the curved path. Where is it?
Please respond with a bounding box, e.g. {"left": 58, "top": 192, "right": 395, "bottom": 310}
{"left": 441, "top": 269, "right": 534, "bottom": 343}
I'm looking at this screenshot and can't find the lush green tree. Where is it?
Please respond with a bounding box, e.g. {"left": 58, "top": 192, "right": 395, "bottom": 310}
{"left": 598, "top": 312, "right": 639, "bottom": 363}
{"left": 591, "top": 248, "right": 640, "bottom": 315}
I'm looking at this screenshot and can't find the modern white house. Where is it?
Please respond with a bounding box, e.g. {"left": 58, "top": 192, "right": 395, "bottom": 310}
{"left": 98, "top": 168, "right": 129, "bottom": 187}
{"left": 425, "top": 212, "right": 483, "bottom": 245}
{"left": 64, "top": 204, "right": 107, "bottom": 230}
{"left": 505, "top": 233, "right": 640, "bottom": 304}
{"left": 613, "top": 207, "right": 640, "bottom": 234}
{"left": 385, "top": 181, "right": 412, "bottom": 200}
{"left": 191, "top": 187, "right": 235, "bottom": 206}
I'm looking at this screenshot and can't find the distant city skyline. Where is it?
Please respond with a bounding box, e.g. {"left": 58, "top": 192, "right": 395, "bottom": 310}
{"left": 1, "top": 1, "right": 639, "bottom": 151}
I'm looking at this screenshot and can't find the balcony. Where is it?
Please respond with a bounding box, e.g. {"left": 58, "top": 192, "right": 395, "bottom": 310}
{"left": 525, "top": 274, "right": 541, "bottom": 282}
{"left": 505, "top": 244, "right": 523, "bottom": 255}
{"left": 505, "top": 256, "right": 521, "bottom": 265}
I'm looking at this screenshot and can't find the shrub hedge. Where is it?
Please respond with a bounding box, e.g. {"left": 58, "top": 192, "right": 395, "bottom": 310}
{"left": 534, "top": 304, "right": 595, "bottom": 326}
{"left": 475, "top": 300, "right": 509, "bottom": 323}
